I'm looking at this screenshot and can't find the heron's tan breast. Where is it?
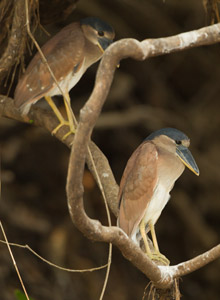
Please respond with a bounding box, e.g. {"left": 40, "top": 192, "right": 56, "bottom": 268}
{"left": 157, "top": 151, "right": 185, "bottom": 192}
{"left": 142, "top": 152, "right": 185, "bottom": 227}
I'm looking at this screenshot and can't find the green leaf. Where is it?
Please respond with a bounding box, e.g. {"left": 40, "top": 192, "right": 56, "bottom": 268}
{"left": 14, "top": 289, "right": 34, "bottom": 300}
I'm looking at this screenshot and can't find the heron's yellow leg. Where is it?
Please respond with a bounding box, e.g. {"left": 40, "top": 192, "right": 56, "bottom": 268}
{"left": 62, "top": 93, "right": 76, "bottom": 140}
{"left": 44, "top": 96, "right": 69, "bottom": 135}
{"left": 139, "top": 219, "right": 151, "bottom": 255}
{"left": 149, "top": 220, "right": 159, "bottom": 252}
{"left": 140, "top": 219, "right": 170, "bottom": 265}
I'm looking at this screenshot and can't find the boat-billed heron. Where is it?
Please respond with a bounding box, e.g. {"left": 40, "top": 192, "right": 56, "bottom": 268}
{"left": 14, "top": 17, "right": 115, "bottom": 139}
{"left": 118, "top": 128, "right": 199, "bottom": 264}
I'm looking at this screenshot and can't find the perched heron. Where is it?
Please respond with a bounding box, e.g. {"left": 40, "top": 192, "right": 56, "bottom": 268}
{"left": 14, "top": 17, "right": 115, "bottom": 139}
{"left": 117, "top": 128, "right": 199, "bottom": 264}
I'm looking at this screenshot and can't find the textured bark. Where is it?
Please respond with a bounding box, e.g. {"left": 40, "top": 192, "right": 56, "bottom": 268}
{"left": 0, "top": 0, "right": 27, "bottom": 82}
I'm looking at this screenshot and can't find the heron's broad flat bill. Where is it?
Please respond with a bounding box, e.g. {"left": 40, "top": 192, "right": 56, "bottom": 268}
{"left": 176, "top": 145, "right": 199, "bottom": 176}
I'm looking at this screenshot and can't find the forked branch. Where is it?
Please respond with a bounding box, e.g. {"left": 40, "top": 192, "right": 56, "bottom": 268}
{"left": 66, "top": 23, "right": 220, "bottom": 288}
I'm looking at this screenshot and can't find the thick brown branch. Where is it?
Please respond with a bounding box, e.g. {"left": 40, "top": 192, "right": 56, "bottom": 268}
{"left": 159, "top": 244, "right": 220, "bottom": 278}
{"left": 66, "top": 22, "right": 220, "bottom": 288}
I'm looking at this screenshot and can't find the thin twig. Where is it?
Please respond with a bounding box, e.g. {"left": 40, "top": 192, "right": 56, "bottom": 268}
{"left": 0, "top": 222, "right": 30, "bottom": 300}
{"left": 99, "top": 243, "right": 112, "bottom": 300}
{"left": 0, "top": 240, "right": 108, "bottom": 273}
{"left": 0, "top": 160, "right": 29, "bottom": 298}
{"left": 87, "top": 147, "right": 112, "bottom": 300}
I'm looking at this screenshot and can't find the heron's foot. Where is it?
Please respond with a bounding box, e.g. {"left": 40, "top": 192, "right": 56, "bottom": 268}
{"left": 51, "top": 120, "right": 70, "bottom": 135}
{"left": 51, "top": 120, "right": 75, "bottom": 139}
{"left": 62, "top": 120, "right": 76, "bottom": 140}
{"left": 62, "top": 128, "right": 76, "bottom": 140}
{"left": 147, "top": 251, "right": 170, "bottom": 266}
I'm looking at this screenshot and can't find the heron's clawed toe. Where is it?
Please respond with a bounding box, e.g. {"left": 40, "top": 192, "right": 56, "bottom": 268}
{"left": 148, "top": 251, "right": 170, "bottom": 266}
{"left": 51, "top": 120, "right": 70, "bottom": 135}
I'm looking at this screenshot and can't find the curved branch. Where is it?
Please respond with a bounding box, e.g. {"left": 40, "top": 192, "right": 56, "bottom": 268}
{"left": 66, "top": 23, "right": 220, "bottom": 289}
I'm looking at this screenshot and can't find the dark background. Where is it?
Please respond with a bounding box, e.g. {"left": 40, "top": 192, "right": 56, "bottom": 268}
{"left": 1, "top": 0, "right": 220, "bottom": 299}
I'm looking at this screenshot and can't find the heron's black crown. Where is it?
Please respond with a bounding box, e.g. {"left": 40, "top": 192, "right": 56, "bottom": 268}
{"left": 80, "top": 17, "right": 114, "bottom": 34}
{"left": 145, "top": 128, "right": 189, "bottom": 142}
